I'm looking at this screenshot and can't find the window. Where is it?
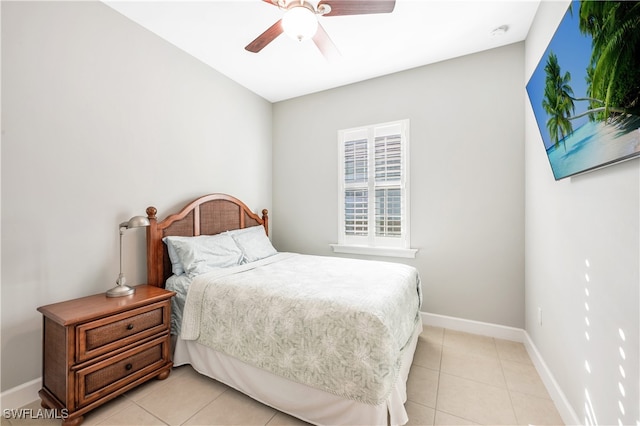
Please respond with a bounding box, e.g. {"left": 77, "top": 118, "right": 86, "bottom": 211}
{"left": 332, "top": 119, "right": 416, "bottom": 258}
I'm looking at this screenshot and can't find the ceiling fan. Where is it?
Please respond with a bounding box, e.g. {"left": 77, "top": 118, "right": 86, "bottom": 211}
{"left": 245, "top": 0, "right": 396, "bottom": 60}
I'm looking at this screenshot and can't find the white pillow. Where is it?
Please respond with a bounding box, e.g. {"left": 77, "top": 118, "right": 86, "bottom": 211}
{"left": 162, "top": 234, "right": 243, "bottom": 277}
{"left": 163, "top": 238, "right": 186, "bottom": 276}
{"left": 227, "top": 225, "right": 277, "bottom": 264}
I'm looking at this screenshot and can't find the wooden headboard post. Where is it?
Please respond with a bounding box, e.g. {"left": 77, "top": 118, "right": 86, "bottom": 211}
{"left": 261, "top": 209, "right": 269, "bottom": 236}
{"left": 145, "top": 193, "right": 269, "bottom": 288}
{"left": 145, "top": 206, "right": 162, "bottom": 287}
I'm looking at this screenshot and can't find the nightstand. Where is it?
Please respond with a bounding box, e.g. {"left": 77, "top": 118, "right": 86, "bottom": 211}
{"left": 37, "top": 285, "right": 175, "bottom": 426}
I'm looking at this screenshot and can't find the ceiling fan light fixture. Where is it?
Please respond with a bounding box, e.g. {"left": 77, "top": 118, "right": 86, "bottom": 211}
{"left": 282, "top": 5, "right": 318, "bottom": 42}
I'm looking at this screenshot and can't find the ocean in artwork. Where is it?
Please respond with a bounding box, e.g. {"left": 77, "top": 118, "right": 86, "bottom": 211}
{"left": 547, "top": 117, "right": 640, "bottom": 180}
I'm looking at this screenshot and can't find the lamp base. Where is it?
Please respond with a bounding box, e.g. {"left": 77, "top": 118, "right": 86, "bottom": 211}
{"left": 106, "top": 284, "right": 135, "bottom": 297}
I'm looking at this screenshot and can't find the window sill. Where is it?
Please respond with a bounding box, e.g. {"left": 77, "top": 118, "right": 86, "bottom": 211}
{"left": 330, "top": 244, "right": 418, "bottom": 259}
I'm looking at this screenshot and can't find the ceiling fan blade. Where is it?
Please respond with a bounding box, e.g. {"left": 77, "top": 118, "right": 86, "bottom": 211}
{"left": 245, "top": 19, "right": 283, "bottom": 53}
{"left": 318, "top": 0, "right": 396, "bottom": 16}
{"left": 261, "top": 0, "right": 279, "bottom": 6}
{"left": 313, "top": 23, "right": 340, "bottom": 62}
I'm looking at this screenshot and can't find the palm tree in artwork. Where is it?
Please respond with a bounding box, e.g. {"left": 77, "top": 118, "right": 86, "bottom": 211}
{"left": 578, "top": 0, "right": 640, "bottom": 119}
{"left": 542, "top": 52, "right": 575, "bottom": 151}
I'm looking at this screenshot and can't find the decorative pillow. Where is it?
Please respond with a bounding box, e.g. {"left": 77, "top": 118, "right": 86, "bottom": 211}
{"left": 227, "top": 225, "right": 277, "bottom": 264}
{"left": 162, "top": 234, "right": 243, "bottom": 277}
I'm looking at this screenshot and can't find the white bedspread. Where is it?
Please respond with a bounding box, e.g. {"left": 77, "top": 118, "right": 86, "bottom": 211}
{"left": 181, "top": 253, "right": 422, "bottom": 405}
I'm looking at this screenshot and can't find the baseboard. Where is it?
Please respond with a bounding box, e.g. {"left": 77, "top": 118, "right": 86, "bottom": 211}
{"left": 421, "top": 312, "right": 525, "bottom": 342}
{"left": 421, "top": 312, "right": 580, "bottom": 425}
{"left": 521, "top": 332, "right": 581, "bottom": 425}
{"left": 0, "top": 377, "right": 40, "bottom": 411}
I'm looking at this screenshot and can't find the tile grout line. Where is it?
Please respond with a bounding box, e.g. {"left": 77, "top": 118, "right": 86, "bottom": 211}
{"left": 434, "top": 331, "right": 443, "bottom": 424}
{"left": 494, "top": 336, "right": 520, "bottom": 425}
{"left": 177, "top": 385, "right": 232, "bottom": 426}
{"left": 434, "top": 328, "right": 481, "bottom": 425}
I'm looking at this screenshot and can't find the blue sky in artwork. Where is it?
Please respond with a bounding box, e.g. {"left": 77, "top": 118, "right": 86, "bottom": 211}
{"left": 526, "top": 1, "right": 594, "bottom": 150}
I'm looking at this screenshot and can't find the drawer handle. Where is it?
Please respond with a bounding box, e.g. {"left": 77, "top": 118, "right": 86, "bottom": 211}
{"left": 126, "top": 324, "right": 134, "bottom": 330}
{"left": 125, "top": 363, "right": 133, "bottom": 371}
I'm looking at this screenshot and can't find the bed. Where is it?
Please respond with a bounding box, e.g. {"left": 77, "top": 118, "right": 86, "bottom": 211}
{"left": 144, "top": 193, "right": 423, "bottom": 425}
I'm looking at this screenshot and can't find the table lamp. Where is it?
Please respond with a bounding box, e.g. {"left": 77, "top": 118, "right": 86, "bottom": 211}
{"left": 107, "top": 215, "right": 150, "bottom": 297}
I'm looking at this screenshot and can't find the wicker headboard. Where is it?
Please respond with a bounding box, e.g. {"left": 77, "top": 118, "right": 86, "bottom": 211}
{"left": 145, "top": 193, "right": 268, "bottom": 287}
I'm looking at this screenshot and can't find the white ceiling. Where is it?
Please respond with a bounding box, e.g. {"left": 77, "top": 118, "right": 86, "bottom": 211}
{"left": 104, "top": 0, "right": 540, "bottom": 102}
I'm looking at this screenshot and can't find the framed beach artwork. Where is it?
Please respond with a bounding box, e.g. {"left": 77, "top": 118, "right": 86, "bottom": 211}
{"left": 526, "top": 0, "right": 640, "bottom": 180}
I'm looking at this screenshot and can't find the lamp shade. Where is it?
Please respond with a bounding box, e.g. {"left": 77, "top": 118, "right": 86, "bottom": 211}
{"left": 282, "top": 6, "right": 318, "bottom": 41}
{"left": 124, "top": 216, "right": 150, "bottom": 229}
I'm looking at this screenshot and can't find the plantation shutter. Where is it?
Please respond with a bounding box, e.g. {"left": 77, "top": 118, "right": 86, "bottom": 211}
{"left": 374, "top": 129, "right": 402, "bottom": 237}
{"left": 343, "top": 131, "right": 369, "bottom": 237}
{"left": 337, "top": 120, "right": 410, "bottom": 251}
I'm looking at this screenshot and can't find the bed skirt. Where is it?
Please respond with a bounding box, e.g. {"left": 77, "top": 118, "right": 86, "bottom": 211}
{"left": 172, "top": 316, "right": 422, "bottom": 426}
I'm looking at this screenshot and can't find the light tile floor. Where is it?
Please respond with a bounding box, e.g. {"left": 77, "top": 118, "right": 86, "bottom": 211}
{"left": 4, "top": 327, "right": 564, "bottom": 425}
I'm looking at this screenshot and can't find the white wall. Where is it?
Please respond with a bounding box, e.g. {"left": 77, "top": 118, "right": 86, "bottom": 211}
{"left": 272, "top": 43, "right": 525, "bottom": 329}
{"left": 10, "top": 4, "right": 636, "bottom": 423}
{"left": 524, "top": 2, "right": 640, "bottom": 425}
{"left": 1, "top": 1, "right": 272, "bottom": 392}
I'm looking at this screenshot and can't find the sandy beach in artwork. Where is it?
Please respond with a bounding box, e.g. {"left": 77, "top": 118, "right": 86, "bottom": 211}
{"left": 547, "top": 116, "right": 640, "bottom": 179}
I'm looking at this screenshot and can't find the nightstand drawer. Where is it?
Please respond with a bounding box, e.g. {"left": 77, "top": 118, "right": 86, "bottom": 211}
{"left": 76, "top": 335, "right": 169, "bottom": 408}
{"left": 76, "top": 300, "right": 170, "bottom": 362}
